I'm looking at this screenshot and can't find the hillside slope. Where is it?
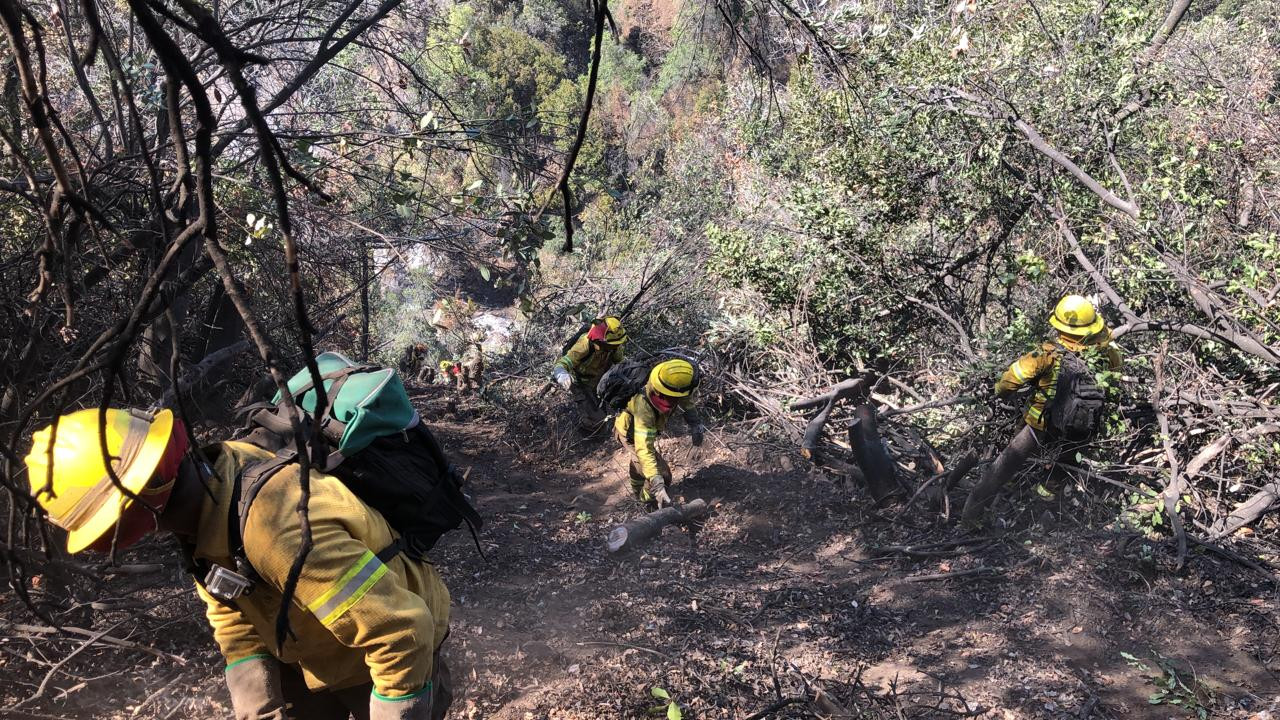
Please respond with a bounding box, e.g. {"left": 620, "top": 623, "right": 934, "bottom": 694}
{"left": 5, "top": 385, "right": 1272, "bottom": 719}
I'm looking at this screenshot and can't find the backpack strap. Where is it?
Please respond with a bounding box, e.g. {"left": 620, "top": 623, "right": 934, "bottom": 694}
{"left": 286, "top": 365, "right": 372, "bottom": 399}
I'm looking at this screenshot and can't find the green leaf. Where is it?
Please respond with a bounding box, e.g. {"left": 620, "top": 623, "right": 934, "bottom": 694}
{"left": 420, "top": 111, "right": 435, "bottom": 130}
{"left": 650, "top": 688, "right": 669, "bottom": 700}
{"left": 667, "top": 702, "right": 682, "bottom": 720}
{"left": 479, "top": 265, "right": 491, "bottom": 281}
{"left": 467, "top": 179, "right": 484, "bottom": 191}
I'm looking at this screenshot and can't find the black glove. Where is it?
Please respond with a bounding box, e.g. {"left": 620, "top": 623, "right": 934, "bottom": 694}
{"left": 690, "top": 424, "right": 707, "bottom": 447}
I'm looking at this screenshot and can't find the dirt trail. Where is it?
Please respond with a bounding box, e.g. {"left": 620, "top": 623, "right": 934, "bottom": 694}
{"left": 426, "top": 390, "right": 1278, "bottom": 719}
{"left": 2, "top": 387, "right": 1277, "bottom": 719}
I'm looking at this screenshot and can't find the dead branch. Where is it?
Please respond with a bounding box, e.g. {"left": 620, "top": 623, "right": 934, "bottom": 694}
{"left": 9, "top": 623, "right": 188, "bottom": 664}
{"left": 942, "top": 88, "right": 1139, "bottom": 218}
{"left": 904, "top": 565, "right": 1003, "bottom": 583}
{"left": 879, "top": 394, "right": 979, "bottom": 420}
{"left": 12, "top": 617, "right": 134, "bottom": 708}
{"left": 1139, "top": 0, "right": 1192, "bottom": 66}
{"left": 792, "top": 378, "right": 866, "bottom": 412}
{"left": 1046, "top": 198, "right": 1280, "bottom": 366}
{"left": 1185, "top": 423, "right": 1280, "bottom": 479}
{"left": 1152, "top": 345, "right": 1189, "bottom": 571}
{"left": 1173, "top": 392, "right": 1280, "bottom": 420}
{"left": 742, "top": 696, "right": 808, "bottom": 720}
{"left": 942, "top": 450, "right": 980, "bottom": 491}
{"left": 1211, "top": 480, "right": 1280, "bottom": 540}
{"left": 528, "top": 0, "right": 609, "bottom": 252}
{"left": 158, "top": 339, "right": 251, "bottom": 407}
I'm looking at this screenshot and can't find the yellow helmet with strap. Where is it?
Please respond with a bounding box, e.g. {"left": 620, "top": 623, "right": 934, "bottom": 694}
{"left": 649, "top": 358, "right": 698, "bottom": 397}
{"left": 24, "top": 408, "right": 174, "bottom": 553}
{"left": 1049, "top": 294, "right": 1105, "bottom": 337}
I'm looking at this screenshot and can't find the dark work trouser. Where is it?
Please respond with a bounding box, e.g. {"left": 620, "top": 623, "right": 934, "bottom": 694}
{"left": 961, "top": 424, "right": 1046, "bottom": 526}
{"left": 615, "top": 429, "right": 672, "bottom": 499}
{"left": 571, "top": 382, "right": 606, "bottom": 429}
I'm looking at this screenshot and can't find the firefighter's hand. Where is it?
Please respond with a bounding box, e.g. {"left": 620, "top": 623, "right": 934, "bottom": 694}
{"left": 551, "top": 367, "right": 573, "bottom": 392}
{"left": 225, "top": 655, "right": 287, "bottom": 720}
{"left": 649, "top": 476, "right": 671, "bottom": 508}
{"left": 370, "top": 690, "right": 432, "bottom": 720}
{"left": 689, "top": 424, "right": 707, "bottom": 447}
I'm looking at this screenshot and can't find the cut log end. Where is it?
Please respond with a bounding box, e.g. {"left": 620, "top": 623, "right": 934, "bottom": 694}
{"left": 607, "top": 526, "right": 629, "bottom": 553}
{"left": 606, "top": 499, "right": 709, "bottom": 554}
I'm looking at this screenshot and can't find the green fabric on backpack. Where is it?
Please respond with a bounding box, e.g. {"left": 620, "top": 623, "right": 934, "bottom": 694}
{"left": 272, "top": 352, "right": 417, "bottom": 454}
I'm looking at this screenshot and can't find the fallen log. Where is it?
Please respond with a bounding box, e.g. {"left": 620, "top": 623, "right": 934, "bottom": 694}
{"left": 791, "top": 378, "right": 865, "bottom": 412}
{"left": 849, "top": 404, "right": 900, "bottom": 504}
{"left": 607, "top": 499, "right": 708, "bottom": 553}
{"left": 1212, "top": 483, "right": 1280, "bottom": 540}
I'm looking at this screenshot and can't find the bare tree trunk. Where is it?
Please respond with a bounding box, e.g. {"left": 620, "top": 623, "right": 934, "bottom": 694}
{"left": 607, "top": 499, "right": 708, "bottom": 553}
{"left": 849, "top": 404, "right": 900, "bottom": 504}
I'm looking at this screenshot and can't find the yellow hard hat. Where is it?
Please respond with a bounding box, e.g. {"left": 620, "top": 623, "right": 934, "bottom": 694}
{"left": 24, "top": 408, "right": 174, "bottom": 553}
{"left": 649, "top": 359, "right": 697, "bottom": 397}
{"left": 1049, "top": 294, "right": 1106, "bottom": 337}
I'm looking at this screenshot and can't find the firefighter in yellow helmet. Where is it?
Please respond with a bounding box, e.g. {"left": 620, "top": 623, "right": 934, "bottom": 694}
{"left": 614, "top": 358, "right": 708, "bottom": 507}
{"left": 25, "top": 408, "right": 451, "bottom": 720}
{"left": 961, "top": 295, "right": 1123, "bottom": 527}
{"left": 551, "top": 316, "right": 628, "bottom": 430}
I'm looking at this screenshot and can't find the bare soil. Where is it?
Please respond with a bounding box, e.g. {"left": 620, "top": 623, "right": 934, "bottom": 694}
{"left": 2, "top": 386, "right": 1277, "bottom": 719}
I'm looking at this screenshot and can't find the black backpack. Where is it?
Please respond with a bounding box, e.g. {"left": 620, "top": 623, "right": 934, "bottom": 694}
{"left": 1047, "top": 344, "right": 1106, "bottom": 440}
{"left": 596, "top": 358, "right": 654, "bottom": 412}
{"left": 596, "top": 353, "right": 701, "bottom": 412}
{"left": 229, "top": 357, "right": 483, "bottom": 579}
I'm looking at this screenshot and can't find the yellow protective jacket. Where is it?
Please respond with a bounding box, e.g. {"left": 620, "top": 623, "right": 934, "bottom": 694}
{"left": 995, "top": 332, "right": 1122, "bottom": 430}
{"left": 192, "top": 442, "right": 450, "bottom": 698}
{"left": 556, "top": 333, "right": 623, "bottom": 385}
{"left": 614, "top": 389, "right": 702, "bottom": 478}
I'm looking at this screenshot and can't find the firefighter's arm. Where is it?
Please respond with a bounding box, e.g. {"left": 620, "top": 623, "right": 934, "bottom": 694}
{"left": 196, "top": 582, "right": 271, "bottom": 663}
{"left": 610, "top": 343, "right": 624, "bottom": 363}
{"left": 246, "top": 479, "right": 436, "bottom": 699}
{"left": 678, "top": 396, "right": 707, "bottom": 445}
{"left": 631, "top": 410, "right": 664, "bottom": 479}
{"left": 555, "top": 335, "right": 592, "bottom": 374}
{"left": 994, "top": 351, "right": 1049, "bottom": 398}
{"left": 197, "top": 584, "right": 283, "bottom": 720}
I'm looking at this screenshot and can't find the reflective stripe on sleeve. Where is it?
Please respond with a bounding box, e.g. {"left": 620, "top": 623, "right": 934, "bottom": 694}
{"left": 1010, "top": 362, "right": 1030, "bottom": 382}
{"left": 307, "top": 550, "right": 388, "bottom": 626}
